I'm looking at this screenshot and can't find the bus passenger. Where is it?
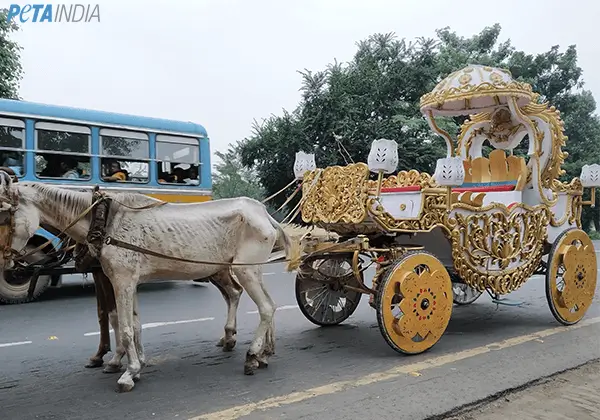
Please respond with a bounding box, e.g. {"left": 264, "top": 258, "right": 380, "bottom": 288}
{"left": 171, "top": 163, "right": 189, "bottom": 183}
{"left": 2, "top": 152, "right": 23, "bottom": 177}
{"left": 39, "top": 154, "right": 62, "bottom": 178}
{"left": 184, "top": 165, "right": 199, "bottom": 185}
{"left": 61, "top": 157, "right": 80, "bottom": 179}
{"left": 102, "top": 160, "right": 128, "bottom": 182}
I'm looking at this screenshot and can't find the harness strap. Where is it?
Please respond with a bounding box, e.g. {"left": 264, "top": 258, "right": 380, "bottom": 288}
{"left": 103, "top": 234, "right": 364, "bottom": 268}
{"left": 104, "top": 236, "right": 289, "bottom": 267}
{"left": 110, "top": 199, "right": 168, "bottom": 211}
{"left": 26, "top": 252, "right": 61, "bottom": 297}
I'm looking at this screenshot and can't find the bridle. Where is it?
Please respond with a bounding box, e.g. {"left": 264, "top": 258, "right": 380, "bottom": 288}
{"left": 0, "top": 185, "right": 21, "bottom": 262}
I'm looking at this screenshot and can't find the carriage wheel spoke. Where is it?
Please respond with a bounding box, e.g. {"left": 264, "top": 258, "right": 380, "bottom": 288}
{"left": 296, "top": 256, "right": 363, "bottom": 326}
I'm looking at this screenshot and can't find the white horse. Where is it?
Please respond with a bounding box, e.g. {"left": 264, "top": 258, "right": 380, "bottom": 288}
{"left": 0, "top": 171, "right": 300, "bottom": 392}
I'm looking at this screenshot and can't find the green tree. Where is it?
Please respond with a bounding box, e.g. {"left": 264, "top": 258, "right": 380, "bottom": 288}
{"left": 239, "top": 24, "right": 600, "bottom": 230}
{"left": 213, "top": 140, "right": 285, "bottom": 219}
{"left": 0, "top": 8, "right": 23, "bottom": 99}
{"left": 213, "top": 141, "right": 266, "bottom": 200}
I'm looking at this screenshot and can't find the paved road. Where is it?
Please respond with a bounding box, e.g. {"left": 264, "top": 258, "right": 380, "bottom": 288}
{"left": 0, "top": 261, "right": 599, "bottom": 420}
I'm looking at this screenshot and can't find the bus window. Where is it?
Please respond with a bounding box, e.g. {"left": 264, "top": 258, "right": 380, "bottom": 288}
{"left": 99, "top": 128, "right": 149, "bottom": 183}
{"left": 35, "top": 122, "right": 91, "bottom": 180}
{"left": 156, "top": 134, "right": 200, "bottom": 185}
{"left": 0, "top": 117, "right": 26, "bottom": 177}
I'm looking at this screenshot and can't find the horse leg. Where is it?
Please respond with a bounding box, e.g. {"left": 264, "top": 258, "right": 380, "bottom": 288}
{"left": 231, "top": 266, "right": 275, "bottom": 375}
{"left": 103, "top": 310, "right": 125, "bottom": 373}
{"left": 258, "top": 278, "right": 276, "bottom": 359}
{"left": 85, "top": 271, "right": 111, "bottom": 368}
{"left": 102, "top": 277, "right": 125, "bottom": 374}
{"left": 112, "top": 280, "right": 141, "bottom": 392}
{"left": 211, "top": 270, "right": 243, "bottom": 352}
{"left": 132, "top": 293, "right": 145, "bottom": 382}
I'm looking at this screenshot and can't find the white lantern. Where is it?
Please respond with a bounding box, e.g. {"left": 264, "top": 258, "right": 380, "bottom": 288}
{"left": 433, "top": 156, "right": 465, "bottom": 187}
{"left": 293, "top": 151, "right": 316, "bottom": 180}
{"left": 580, "top": 164, "right": 600, "bottom": 188}
{"left": 367, "top": 138, "right": 398, "bottom": 174}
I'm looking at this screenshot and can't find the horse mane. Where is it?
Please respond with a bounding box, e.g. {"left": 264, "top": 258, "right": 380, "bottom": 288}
{"left": 21, "top": 182, "right": 164, "bottom": 215}
{"left": 19, "top": 182, "right": 96, "bottom": 226}
{"left": 104, "top": 190, "right": 164, "bottom": 208}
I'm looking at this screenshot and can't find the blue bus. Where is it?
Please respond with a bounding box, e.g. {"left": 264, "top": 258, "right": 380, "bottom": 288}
{"left": 0, "top": 98, "right": 212, "bottom": 304}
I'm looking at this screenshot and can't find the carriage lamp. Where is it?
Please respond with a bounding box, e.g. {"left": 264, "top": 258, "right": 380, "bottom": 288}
{"left": 580, "top": 164, "right": 600, "bottom": 208}
{"left": 293, "top": 151, "right": 317, "bottom": 181}
{"left": 367, "top": 138, "right": 399, "bottom": 197}
{"left": 433, "top": 156, "right": 465, "bottom": 210}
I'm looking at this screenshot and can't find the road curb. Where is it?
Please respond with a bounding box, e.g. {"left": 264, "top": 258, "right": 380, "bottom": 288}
{"left": 426, "top": 357, "right": 600, "bottom": 420}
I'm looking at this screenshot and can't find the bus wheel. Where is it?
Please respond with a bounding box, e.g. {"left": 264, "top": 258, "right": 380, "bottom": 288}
{"left": 0, "top": 246, "right": 52, "bottom": 304}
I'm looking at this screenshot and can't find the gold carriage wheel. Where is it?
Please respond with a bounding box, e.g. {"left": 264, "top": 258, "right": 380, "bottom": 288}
{"left": 376, "top": 251, "right": 453, "bottom": 355}
{"left": 546, "top": 228, "right": 598, "bottom": 326}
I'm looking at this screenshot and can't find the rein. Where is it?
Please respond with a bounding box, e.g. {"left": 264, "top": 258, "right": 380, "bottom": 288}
{"left": 103, "top": 236, "right": 291, "bottom": 267}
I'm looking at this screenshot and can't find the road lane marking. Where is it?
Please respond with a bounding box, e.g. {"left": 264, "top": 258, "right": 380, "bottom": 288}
{"left": 247, "top": 305, "right": 299, "bottom": 315}
{"left": 0, "top": 340, "right": 32, "bottom": 348}
{"left": 83, "top": 317, "right": 215, "bottom": 336}
{"left": 190, "top": 316, "right": 600, "bottom": 420}
{"left": 263, "top": 272, "right": 275, "bottom": 276}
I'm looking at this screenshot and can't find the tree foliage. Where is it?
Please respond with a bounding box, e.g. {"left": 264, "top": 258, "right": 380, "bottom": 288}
{"left": 238, "top": 24, "right": 600, "bottom": 230}
{"left": 0, "top": 8, "right": 23, "bottom": 99}
{"left": 213, "top": 141, "right": 266, "bottom": 199}
{"left": 212, "top": 140, "right": 284, "bottom": 219}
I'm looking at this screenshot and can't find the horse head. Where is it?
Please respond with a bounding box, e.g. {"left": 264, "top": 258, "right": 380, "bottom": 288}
{"left": 0, "top": 169, "right": 40, "bottom": 269}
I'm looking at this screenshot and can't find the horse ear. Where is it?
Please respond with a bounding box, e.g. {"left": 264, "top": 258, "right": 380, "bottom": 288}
{"left": 0, "top": 169, "right": 13, "bottom": 196}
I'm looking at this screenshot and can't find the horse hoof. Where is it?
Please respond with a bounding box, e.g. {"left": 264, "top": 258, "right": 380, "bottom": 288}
{"left": 116, "top": 380, "right": 135, "bottom": 393}
{"left": 133, "top": 374, "right": 141, "bottom": 383}
{"left": 244, "top": 353, "right": 259, "bottom": 375}
{"left": 216, "top": 337, "right": 224, "bottom": 347}
{"left": 85, "top": 358, "right": 104, "bottom": 368}
{"left": 223, "top": 340, "right": 236, "bottom": 352}
{"left": 103, "top": 364, "right": 122, "bottom": 374}
{"left": 258, "top": 361, "right": 268, "bottom": 369}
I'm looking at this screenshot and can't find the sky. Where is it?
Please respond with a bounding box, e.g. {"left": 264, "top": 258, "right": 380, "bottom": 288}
{"left": 3, "top": 0, "right": 599, "bottom": 169}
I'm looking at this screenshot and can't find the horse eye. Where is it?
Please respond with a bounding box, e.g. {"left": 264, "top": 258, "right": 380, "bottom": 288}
{"left": 0, "top": 212, "right": 10, "bottom": 225}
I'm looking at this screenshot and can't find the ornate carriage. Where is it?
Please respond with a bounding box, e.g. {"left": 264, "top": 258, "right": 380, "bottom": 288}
{"left": 292, "top": 64, "right": 600, "bottom": 355}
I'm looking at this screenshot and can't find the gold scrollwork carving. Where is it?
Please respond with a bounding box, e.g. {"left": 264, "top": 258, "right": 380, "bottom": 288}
{"left": 459, "top": 73, "right": 472, "bottom": 85}
{"left": 367, "top": 169, "right": 437, "bottom": 191}
{"left": 456, "top": 113, "right": 491, "bottom": 157}
{"left": 420, "top": 80, "right": 533, "bottom": 111}
{"left": 300, "top": 163, "right": 370, "bottom": 225}
{"left": 448, "top": 205, "right": 550, "bottom": 295}
{"left": 521, "top": 101, "right": 569, "bottom": 193}
{"left": 456, "top": 109, "right": 525, "bottom": 158}
{"left": 570, "top": 193, "right": 583, "bottom": 228}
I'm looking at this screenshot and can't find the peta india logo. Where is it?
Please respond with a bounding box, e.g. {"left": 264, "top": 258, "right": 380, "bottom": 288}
{"left": 6, "top": 4, "right": 100, "bottom": 23}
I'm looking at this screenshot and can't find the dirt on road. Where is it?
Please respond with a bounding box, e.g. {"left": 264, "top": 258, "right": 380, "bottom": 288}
{"left": 443, "top": 359, "right": 600, "bottom": 420}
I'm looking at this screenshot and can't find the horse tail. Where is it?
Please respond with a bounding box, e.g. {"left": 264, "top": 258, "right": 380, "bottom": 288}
{"left": 267, "top": 213, "right": 302, "bottom": 271}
